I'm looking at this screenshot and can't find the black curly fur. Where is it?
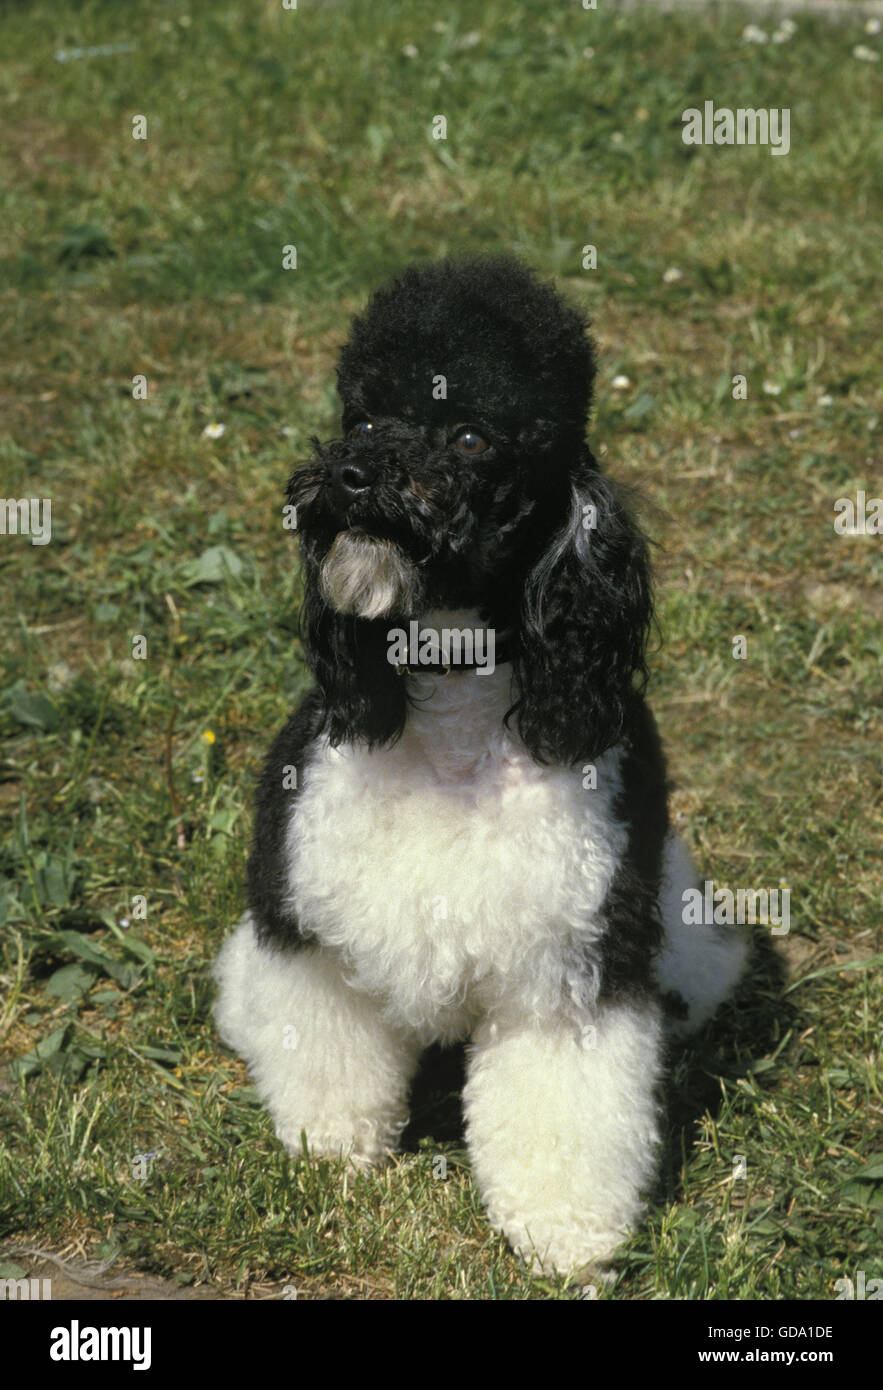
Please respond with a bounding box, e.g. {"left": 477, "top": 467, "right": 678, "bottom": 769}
{"left": 595, "top": 697, "right": 669, "bottom": 1001}
{"left": 247, "top": 688, "right": 323, "bottom": 948}
{"left": 250, "top": 254, "right": 668, "bottom": 989}
{"left": 285, "top": 253, "right": 652, "bottom": 765}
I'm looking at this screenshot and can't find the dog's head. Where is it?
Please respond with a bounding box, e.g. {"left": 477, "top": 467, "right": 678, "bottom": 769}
{"left": 289, "top": 255, "right": 652, "bottom": 763}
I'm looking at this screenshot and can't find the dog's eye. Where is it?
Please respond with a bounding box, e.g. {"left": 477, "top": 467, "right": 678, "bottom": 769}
{"left": 348, "top": 420, "right": 374, "bottom": 439}
{"left": 453, "top": 429, "right": 488, "bottom": 455}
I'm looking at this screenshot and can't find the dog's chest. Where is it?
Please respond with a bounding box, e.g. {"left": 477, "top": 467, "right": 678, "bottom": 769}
{"left": 285, "top": 670, "right": 627, "bottom": 1034}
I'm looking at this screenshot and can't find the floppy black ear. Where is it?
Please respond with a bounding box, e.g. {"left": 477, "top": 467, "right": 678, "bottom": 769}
{"left": 511, "top": 446, "right": 653, "bottom": 766}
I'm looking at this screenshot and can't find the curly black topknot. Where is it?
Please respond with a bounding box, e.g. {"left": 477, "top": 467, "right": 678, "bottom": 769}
{"left": 336, "top": 255, "right": 596, "bottom": 451}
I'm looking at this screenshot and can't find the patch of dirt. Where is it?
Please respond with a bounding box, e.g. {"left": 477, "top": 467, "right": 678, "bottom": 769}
{"left": 1, "top": 1248, "right": 376, "bottom": 1301}
{"left": 803, "top": 578, "right": 883, "bottom": 619}
{"left": 3, "top": 1251, "right": 230, "bottom": 1301}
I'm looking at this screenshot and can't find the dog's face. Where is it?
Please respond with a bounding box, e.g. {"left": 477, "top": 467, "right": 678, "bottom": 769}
{"left": 289, "top": 255, "right": 595, "bottom": 621}
{"left": 287, "top": 255, "right": 651, "bottom": 765}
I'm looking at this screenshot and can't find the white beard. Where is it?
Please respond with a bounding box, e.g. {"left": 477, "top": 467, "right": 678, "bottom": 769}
{"left": 318, "top": 531, "right": 420, "bottom": 619}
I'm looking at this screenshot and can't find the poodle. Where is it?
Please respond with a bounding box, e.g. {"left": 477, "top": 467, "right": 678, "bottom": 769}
{"left": 213, "top": 255, "right": 748, "bottom": 1278}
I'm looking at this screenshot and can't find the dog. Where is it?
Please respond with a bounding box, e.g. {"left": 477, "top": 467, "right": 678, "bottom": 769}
{"left": 213, "top": 255, "right": 748, "bottom": 1278}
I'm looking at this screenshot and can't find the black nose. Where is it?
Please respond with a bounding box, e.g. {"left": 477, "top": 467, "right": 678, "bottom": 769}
{"left": 331, "top": 458, "right": 376, "bottom": 505}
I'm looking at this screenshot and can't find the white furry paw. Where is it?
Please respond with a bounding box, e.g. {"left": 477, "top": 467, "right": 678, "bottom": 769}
{"left": 506, "top": 1220, "right": 627, "bottom": 1281}
{"left": 276, "top": 1119, "right": 394, "bottom": 1169}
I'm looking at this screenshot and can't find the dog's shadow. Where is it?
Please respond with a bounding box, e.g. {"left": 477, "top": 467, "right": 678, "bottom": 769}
{"left": 658, "top": 934, "right": 789, "bottom": 1199}
{"left": 401, "top": 1042, "right": 467, "bottom": 1151}
{"left": 402, "top": 936, "right": 788, "bottom": 1202}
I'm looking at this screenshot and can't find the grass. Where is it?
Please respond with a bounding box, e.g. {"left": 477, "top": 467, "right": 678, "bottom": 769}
{"left": 0, "top": 0, "right": 881, "bottom": 1300}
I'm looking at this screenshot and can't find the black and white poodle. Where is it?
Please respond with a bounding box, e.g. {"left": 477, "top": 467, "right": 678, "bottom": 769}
{"left": 214, "top": 255, "right": 747, "bottom": 1276}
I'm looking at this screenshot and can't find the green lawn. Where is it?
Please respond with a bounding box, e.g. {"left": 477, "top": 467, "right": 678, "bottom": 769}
{"left": 0, "top": 0, "right": 881, "bottom": 1300}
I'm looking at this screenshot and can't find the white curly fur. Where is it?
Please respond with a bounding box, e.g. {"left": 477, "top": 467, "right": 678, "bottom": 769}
{"left": 655, "top": 834, "right": 750, "bottom": 1037}
{"left": 283, "top": 659, "right": 626, "bottom": 1042}
{"left": 463, "top": 999, "right": 663, "bottom": 1274}
{"left": 214, "top": 623, "right": 748, "bottom": 1276}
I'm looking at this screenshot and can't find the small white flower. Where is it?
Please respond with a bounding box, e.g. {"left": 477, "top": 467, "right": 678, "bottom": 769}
{"left": 431, "top": 20, "right": 446, "bottom": 34}
{"left": 853, "top": 44, "right": 879, "bottom": 62}
{"left": 583, "top": 46, "right": 595, "bottom": 59}
{"left": 663, "top": 266, "right": 683, "bottom": 284}
{"left": 281, "top": 425, "right": 298, "bottom": 438}
{"left": 119, "top": 917, "right": 131, "bottom": 929}
{"left": 763, "top": 381, "right": 782, "bottom": 396}
{"left": 788, "top": 429, "right": 801, "bottom": 440}
{"left": 402, "top": 43, "right": 418, "bottom": 59}
{"left": 817, "top": 394, "right": 833, "bottom": 408}
{"left": 47, "top": 661, "right": 76, "bottom": 694}
{"left": 453, "top": 31, "right": 482, "bottom": 51}
{"left": 766, "top": 19, "right": 797, "bottom": 45}
{"left": 611, "top": 374, "right": 632, "bottom": 391}
{"left": 742, "top": 24, "right": 768, "bottom": 44}
{"left": 611, "top": 131, "right": 624, "bottom": 146}
{"left": 202, "top": 422, "right": 226, "bottom": 439}
{"left": 865, "top": 18, "right": 882, "bottom": 35}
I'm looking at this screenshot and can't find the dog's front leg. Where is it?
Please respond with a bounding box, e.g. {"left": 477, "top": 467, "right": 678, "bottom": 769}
{"left": 214, "top": 915, "right": 421, "bottom": 1165}
{"left": 463, "top": 999, "right": 663, "bottom": 1277}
